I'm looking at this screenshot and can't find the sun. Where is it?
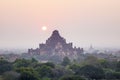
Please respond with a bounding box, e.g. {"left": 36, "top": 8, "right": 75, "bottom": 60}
{"left": 42, "top": 26, "right": 47, "bottom": 31}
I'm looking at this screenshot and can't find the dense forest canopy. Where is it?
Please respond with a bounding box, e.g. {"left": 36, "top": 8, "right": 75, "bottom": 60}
{"left": 0, "top": 56, "right": 120, "bottom": 80}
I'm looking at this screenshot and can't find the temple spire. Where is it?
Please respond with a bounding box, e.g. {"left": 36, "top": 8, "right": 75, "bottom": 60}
{"left": 51, "top": 30, "right": 60, "bottom": 37}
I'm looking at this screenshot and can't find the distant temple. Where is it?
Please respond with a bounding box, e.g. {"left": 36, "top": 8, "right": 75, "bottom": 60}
{"left": 28, "top": 30, "right": 84, "bottom": 60}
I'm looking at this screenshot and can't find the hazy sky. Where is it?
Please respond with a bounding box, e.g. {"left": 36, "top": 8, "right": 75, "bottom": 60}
{"left": 0, "top": 0, "right": 120, "bottom": 49}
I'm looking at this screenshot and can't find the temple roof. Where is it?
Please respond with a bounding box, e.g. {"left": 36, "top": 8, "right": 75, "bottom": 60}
{"left": 46, "top": 30, "right": 66, "bottom": 47}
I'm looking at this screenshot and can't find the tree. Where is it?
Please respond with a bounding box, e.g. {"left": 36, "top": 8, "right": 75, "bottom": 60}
{"left": 31, "top": 58, "right": 38, "bottom": 63}
{"left": 105, "top": 70, "right": 120, "bottom": 79}
{"left": 17, "top": 67, "right": 39, "bottom": 80}
{"left": 116, "top": 61, "right": 120, "bottom": 71}
{"left": 83, "top": 56, "right": 99, "bottom": 66}
{"left": 60, "top": 75, "right": 86, "bottom": 80}
{"left": 99, "top": 59, "right": 110, "bottom": 68}
{"left": 0, "top": 75, "right": 3, "bottom": 80}
{"left": 51, "top": 67, "right": 72, "bottom": 80}
{"left": 0, "top": 59, "right": 12, "bottom": 74}
{"left": 36, "top": 65, "right": 53, "bottom": 78}
{"left": 2, "top": 71, "right": 20, "bottom": 80}
{"left": 43, "top": 62, "right": 55, "bottom": 68}
{"left": 61, "top": 57, "right": 71, "bottom": 66}
{"left": 70, "top": 64, "right": 80, "bottom": 73}
{"left": 76, "top": 65, "right": 105, "bottom": 80}
{"left": 13, "top": 59, "right": 31, "bottom": 68}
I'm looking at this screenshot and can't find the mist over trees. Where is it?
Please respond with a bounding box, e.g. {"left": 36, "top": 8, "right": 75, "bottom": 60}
{"left": 0, "top": 56, "right": 120, "bottom": 80}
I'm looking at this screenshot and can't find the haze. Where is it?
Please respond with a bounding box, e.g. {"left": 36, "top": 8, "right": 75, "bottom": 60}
{"left": 0, "top": 0, "right": 120, "bottom": 49}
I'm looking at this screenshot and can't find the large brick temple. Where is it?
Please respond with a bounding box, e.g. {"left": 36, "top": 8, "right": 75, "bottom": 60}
{"left": 28, "top": 30, "right": 84, "bottom": 60}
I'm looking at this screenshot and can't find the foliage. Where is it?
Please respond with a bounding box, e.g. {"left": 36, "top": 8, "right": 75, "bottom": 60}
{"left": 0, "top": 76, "right": 3, "bottom": 80}
{"left": 69, "top": 64, "right": 81, "bottom": 73}
{"left": 60, "top": 75, "right": 86, "bottom": 80}
{"left": 116, "top": 61, "right": 120, "bottom": 71}
{"left": 83, "top": 56, "right": 99, "bottom": 66}
{"left": 13, "top": 59, "right": 31, "bottom": 68}
{"left": 36, "top": 65, "right": 53, "bottom": 78}
{"left": 105, "top": 70, "right": 120, "bottom": 79}
{"left": 76, "top": 65, "right": 105, "bottom": 79}
{"left": 16, "top": 67, "right": 39, "bottom": 80}
{"left": 0, "top": 59, "right": 13, "bottom": 74}
{"left": 2, "top": 71, "right": 20, "bottom": 80}
{"left": 98, "top": 59, "right": 110, "bottom": 68}
{"left": 43, "top": 62, "right": 55, "bottom": 68}
{"left": 0, "top": 57, "right": 120, "bottom": 80}
{"left": 61, "top": 57, "right": 71, "bottom": 66}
